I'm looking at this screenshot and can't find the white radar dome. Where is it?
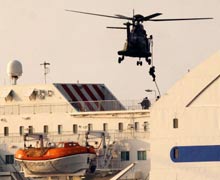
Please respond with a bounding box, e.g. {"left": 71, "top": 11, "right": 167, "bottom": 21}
{"left": 7, "top": 60, "right": 23, "bottom": 77}
{"left": 7, "top": 60, "right": 23, "bottom": 85}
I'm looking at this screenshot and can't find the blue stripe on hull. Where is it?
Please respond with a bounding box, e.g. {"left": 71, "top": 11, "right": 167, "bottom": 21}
{"left": 170, "top": 145, "right": 220, "bottom": 162}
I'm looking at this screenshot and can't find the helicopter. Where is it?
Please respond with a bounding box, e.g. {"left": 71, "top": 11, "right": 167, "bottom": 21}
{"left": 65, "top": 10, "right": 213, "bottom": 66}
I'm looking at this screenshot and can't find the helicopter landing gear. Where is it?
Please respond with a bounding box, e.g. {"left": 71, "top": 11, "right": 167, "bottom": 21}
{"left": 118, "top": 56, "right": 124, "bottom": 64}
{"left": 146, "top": 58, "right": 151, "bottom": 65}
{"left": 137, "top": 60, "right": 143, "bottom": 66}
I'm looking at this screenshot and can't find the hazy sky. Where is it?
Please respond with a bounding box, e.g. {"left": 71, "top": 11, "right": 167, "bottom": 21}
{"left": 0, "top": 0, "right": 219, "bottom": 100}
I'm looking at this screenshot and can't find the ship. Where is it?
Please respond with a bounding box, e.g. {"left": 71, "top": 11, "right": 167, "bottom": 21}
{"left": 0, "top": 51, "right": 220, "bottom": 180}
{"left": 0, "top": 60, "right": 150, "bottom": 180}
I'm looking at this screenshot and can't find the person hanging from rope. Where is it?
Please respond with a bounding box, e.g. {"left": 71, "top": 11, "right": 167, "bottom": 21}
{"left": 149, "top": 66, "right": 156, "bottom": 81}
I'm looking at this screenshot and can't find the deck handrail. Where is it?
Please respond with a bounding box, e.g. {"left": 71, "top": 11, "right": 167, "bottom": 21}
{"left": 0, "top": 99, "right": 153, "bottom": 115}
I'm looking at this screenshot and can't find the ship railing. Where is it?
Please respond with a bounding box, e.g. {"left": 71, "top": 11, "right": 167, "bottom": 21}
{"left": 0, "top": 133, "right": 24, "bottom": 143}
{"left": 110, "top": 130, "right": 150, "bottom": 141}
{"left": 0, "top": 99, "right": 153, "bottom": 115}
{"left": 70, "top": 99, "right": 154, "bottom": 111}
{"left": 0, "top": 103, "right": 75, "bottom": 115}
{"left": 37, "top": 130, "right": 150, "bottom": 143}
{"left": 0, "top": 130, "right": 149, "bottom": 145}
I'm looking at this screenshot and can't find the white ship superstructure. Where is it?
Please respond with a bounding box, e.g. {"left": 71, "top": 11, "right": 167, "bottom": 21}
{"left": 150, "top": 52, "right": 220, "bottom": 180}
{"left": 0, "top": 62, "right": 151, "bottom": 180}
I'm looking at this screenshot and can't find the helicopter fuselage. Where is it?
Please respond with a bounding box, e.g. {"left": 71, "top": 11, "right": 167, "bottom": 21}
{"left": 118, "top": 23, "right": 152, "bottom": 65}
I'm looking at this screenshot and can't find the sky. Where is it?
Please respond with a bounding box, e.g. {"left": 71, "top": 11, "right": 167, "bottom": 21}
{"left": 0, "top": 0, "right": 219, "bottom": 101}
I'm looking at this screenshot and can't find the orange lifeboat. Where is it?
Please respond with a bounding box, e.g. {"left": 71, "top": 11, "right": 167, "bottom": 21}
{"left": 15, "top": 133, "right": 96, "bottom": 177}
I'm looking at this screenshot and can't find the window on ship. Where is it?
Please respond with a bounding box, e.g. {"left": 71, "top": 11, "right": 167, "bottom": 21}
{"left": 19, "top": 126, "right": 24, "bottom": 136}
{"left": 4, "top": 127, "right": 9, "bottom": 136}
{"left": 121, "top": 151, "right": 130, "bottom": 161}
{"left": 103, "top": 123, "right": 108, "bottom": 131}
{"left": 137, "top": 150, "right": 147, "bottom": 160}
{"left": 144, "top": 121, "right": 149, "bottom": 131}
{"left": 28, "top": 126, "right": 33, "bottom": 134}
{"left": 173, "top": 118, "right": 178, "bottom": 129}
{"left": 73, "top": 124, "right": 78, "bottom": 134}
{"left": 135, "top": 122, "right": 139, "bottom": 131}
{"left": 118, "top": 122, "right": 123, "bottom": 132}
{"left": 58, "top": 125, "right": 63, "bottom": 134}
{"left": 43, "top": 125, "right": 49, "bottom": 134}
{"left": 88, "top": 124, "right": 93, "bottom": 131}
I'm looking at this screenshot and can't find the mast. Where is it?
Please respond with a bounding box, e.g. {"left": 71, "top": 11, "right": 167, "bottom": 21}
{"left": 40, "top": 61, "right": 50, "bottom": 84}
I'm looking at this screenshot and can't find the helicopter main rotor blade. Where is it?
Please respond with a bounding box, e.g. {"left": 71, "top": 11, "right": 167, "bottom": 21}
{"left": 65, "top": 9, "right": 213, "bottom": 22}
{"left": 107, "top": 26, "right": 127, "bottom": 29}
{"left": 65, "top": 9, "right": 130, "bottom": 20}
{"left": 143, "top": 13, "right": 162, "bottom": 21}
{"left": 149, "top": 17, "right": 213, "bottom": 21}
{"left": 114, "top": 14, "right": 133, "bottom": 20}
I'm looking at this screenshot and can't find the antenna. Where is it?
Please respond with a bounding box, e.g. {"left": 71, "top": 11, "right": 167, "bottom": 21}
{"left": 40, "top": 61, "right": 50, "bottom": 84}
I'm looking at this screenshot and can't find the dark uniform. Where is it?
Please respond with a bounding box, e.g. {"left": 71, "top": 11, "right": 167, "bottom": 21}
{"left": 140, "top": 97, "right": 151, "bottom": 109}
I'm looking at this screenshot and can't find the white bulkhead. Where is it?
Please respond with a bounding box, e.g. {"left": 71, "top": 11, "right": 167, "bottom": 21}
{"left": 150, "top": 52, "right": 220, "bottom": 180}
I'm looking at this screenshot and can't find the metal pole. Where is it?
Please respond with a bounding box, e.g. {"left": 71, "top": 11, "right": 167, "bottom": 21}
{"left": 40, "top": 61, "right": 50, "bottom": 84}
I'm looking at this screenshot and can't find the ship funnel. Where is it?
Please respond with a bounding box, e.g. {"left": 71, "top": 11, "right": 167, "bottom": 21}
{"left": 7, "top": 60, "right": 23, "bottom": 85}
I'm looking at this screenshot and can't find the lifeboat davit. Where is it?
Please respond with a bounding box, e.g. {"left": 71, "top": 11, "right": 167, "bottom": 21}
{"left": 15, "top": 133, "right": 96, "bottom": 177}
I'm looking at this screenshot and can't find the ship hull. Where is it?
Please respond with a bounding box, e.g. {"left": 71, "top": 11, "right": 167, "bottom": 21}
{"left": 16, "top": 153, "right": 96, "bottom": 177}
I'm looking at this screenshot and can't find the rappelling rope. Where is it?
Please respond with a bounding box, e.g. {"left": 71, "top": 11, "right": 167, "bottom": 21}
{"left": 150, "top": 35, "right": 154, "bottom": 66}
{"left": 149, "top": 35, "right": 161, "bottom": 98}
{"left": 154, "top": 80, "right": 161, "bottom": 98}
